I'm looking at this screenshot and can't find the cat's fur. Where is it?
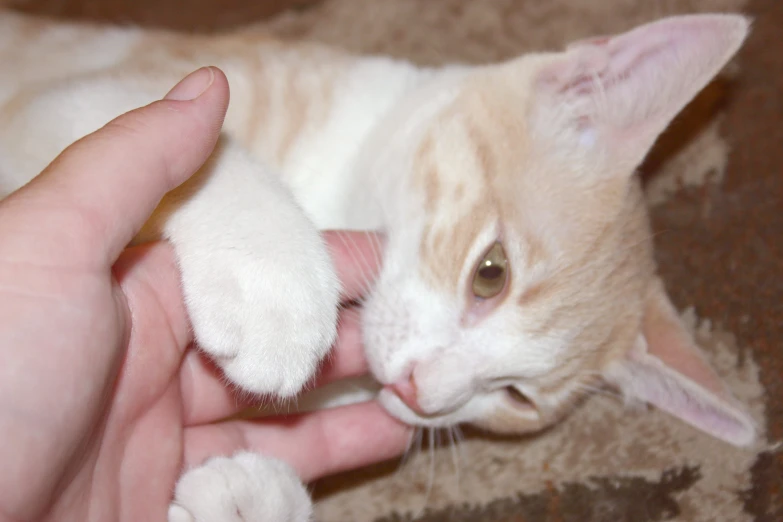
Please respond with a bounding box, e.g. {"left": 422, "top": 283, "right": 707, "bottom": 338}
{"left": 0, "top": 11, "right": 756, "bottom": 521}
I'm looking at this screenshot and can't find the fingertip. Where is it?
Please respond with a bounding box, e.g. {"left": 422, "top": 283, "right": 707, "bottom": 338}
{"left": 200, "top": 67, "right": 231, "bottom": 138}
{"left": 164, "top": 66, "right": 216, "bottom": 101}
{"left": 154, "top": 66, "right": 231, "bottom": 176}
{"left": 163, "top": 66, "right": 230, "bottom": 106}
{"left": 302, "top": 401, "right": 412, "bottom": 481}
{"left": 185, "top": 66, "right": 231, "bottom": 133}
{"left": 93, "top": 66, "right": 231, "bottom": 198}
{"left": 207, "top": 66, "right": 231, "bottom": 102}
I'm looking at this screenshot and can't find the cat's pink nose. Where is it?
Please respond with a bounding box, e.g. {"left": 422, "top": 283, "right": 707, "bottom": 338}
{"left": 386, "top": 373, "right": 424, "bottom": 415}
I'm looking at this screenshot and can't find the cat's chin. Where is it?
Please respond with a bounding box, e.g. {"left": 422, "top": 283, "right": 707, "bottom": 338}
{"left": 377, "top": 388, "right": 466, "bottom": 428}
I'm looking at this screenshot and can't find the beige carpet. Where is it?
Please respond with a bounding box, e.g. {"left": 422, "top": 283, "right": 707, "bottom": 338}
{"left": 6, "top": 0, "right": 779, "bottom": 520}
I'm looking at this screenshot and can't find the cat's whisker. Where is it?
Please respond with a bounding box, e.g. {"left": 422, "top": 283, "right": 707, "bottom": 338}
{"left": 338, "top": 230, "right": 378, "bottom": 299}
{"left": 415, "top": 425, "right": 424, "bottom": 457}
{"left": 332, "top": 237, "right": 373, "bottom": 305}
{"left": 364, "top": 229, "right": 385, "bottom": 274}
{"left": 350, "top": 228, "right": 384, "bottom": 303}
{"left": 395, "top": 426, "right": 421, "bottom": 479}
{"left": 569, "top": 370, "right": 624, "bottom": 402}
{"left": 573, "top": 382, "right": 620, "bottom": 401}
{"left": 422, "top": 427, "right": 436, "bottom": 512}
{"left": 403, "top": 427, "right": 421, "bottom": 463}
{"left": 452, "top": 425, "right": 466, "bottom": 446}
{"left": 338, "top": 305, "right": 362, "bottom": 326}
{"left": 406, "top": 426, "right": 424, "bottom": 458}
{"left": 447, "top": 426, "right": 461, "bottom": 490}
{"left": 454, "top": 425, "right": 470, "bottom": 466}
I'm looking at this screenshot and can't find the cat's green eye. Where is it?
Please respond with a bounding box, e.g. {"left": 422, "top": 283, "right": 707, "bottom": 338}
{"left": 471, "top": 242, "right": 508, "bottom": 299}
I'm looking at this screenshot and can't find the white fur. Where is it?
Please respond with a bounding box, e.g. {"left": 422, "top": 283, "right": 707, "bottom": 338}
{"left": 159, "top": 138, "right": 342, "bottom": 397}
{"left": 169, "top": 452, "right": 312, "bottom": 522}
{"left": 0, "top": 11, "right": 752, "bottom": 521}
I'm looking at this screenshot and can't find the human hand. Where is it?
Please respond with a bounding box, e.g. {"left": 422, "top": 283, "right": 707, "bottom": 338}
{"left": 0, "top": 67, "right": 410, "bottom": 522}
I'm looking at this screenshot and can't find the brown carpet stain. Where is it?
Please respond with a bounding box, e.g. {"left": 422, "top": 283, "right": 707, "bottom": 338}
{"left": 373, "top": 467, "right": 702, "bottom": 522}
{"left": 743, "top": 451, "right": 783, "bottom": 521}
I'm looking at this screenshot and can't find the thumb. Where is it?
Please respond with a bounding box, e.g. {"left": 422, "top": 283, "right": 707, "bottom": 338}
{"left": 0, "top": 66, "right": 230, "bottom": 266}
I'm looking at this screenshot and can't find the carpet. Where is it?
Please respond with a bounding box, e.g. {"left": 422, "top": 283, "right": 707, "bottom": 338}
{"left": 7, "top": 0, "right": 781, "bottom": 520}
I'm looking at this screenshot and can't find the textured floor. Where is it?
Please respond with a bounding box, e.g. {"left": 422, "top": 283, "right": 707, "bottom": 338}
{"left": 6, "top": 0, "right": 781, "bottom": 520}
{"left": 651, "top": 0, "right": 783, "bottom": 517}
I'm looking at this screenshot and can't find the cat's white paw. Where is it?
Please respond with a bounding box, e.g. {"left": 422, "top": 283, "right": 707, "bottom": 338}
{"left": 183, "top": 237, "right": 340, "bottom": 398}
{"left": 169, "top": 452, "right": 313, "bottom": 522}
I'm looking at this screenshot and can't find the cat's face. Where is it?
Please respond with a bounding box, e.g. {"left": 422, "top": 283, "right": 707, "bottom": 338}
{"left": 361, "top": 14, "right": 757, "bottom": 446}
{"left": 362, "top": 57, "right": 655, "bottom": 434}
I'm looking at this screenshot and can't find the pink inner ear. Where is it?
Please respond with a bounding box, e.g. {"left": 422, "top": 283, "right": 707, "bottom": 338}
{"left": 534, "top": 14, "right": 749, "bottom": 159}
{"left": 641, "top": 290, "right": 728, "bottom": 399}
{"left": 605, "top": 278, "right": 756, "bottom": 447}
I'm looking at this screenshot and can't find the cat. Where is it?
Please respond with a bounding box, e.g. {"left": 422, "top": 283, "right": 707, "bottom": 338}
{"left": 0, "top": 10, "right": 757, "bottom": 521}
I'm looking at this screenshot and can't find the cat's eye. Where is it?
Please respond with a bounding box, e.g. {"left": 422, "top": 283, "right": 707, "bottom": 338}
{"left": 471, "top": 242, "right": 509, "bottom": 299}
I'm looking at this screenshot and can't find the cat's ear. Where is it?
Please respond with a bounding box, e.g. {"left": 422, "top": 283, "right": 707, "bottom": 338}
{"left": 533, "top": 14, "right": 750, "bottom": 170}
{"left": 603, "top": 277, "right": 757, "bottom": 447}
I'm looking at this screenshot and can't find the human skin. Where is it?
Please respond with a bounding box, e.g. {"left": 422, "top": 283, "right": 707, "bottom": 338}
{"left": 0, "top": 67, "right": 410, "bottom": 522}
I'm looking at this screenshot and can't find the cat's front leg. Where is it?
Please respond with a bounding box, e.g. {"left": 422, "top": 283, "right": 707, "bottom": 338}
{"left": 150, "top": 136, "right": 339, "bottom": 397}
{"left": 168, "top": 452, "right": 313, "bottom": 522}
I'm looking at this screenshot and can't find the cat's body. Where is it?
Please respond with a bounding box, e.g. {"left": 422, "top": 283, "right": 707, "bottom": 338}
{"left": 0, "top": 13, "right": 423, "bottom": 230}
{"left": 0, "top": 11, "right": 757, "bottom": 521}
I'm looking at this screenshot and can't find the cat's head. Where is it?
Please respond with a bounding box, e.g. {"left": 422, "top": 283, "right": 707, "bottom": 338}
{"left": 360, "top": 14, "right": 756, "bottom": 446}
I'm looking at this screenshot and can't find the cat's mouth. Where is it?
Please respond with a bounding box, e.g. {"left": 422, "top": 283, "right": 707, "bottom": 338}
{"left": 378, "top": 387, "right": 464, "bottom": 427}
{"left": 378, "top": 384, "right": 540, "bottom": 429}
{"left": 503, "top": 386, "right": 537, "bottom": 412}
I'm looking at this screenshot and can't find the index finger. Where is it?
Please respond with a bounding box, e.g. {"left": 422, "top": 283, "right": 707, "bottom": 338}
{"left": 183, "top": 401, "right": 412, "bottom": 482}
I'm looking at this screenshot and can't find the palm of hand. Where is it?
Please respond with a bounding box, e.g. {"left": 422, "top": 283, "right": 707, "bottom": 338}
{"left": 0, "top": 236, "right": 190, "bottom": 521}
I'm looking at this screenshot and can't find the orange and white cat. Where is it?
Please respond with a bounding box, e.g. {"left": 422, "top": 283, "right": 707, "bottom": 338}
{"left": 0, "top": 11, "right": 756, "bottom": 521}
